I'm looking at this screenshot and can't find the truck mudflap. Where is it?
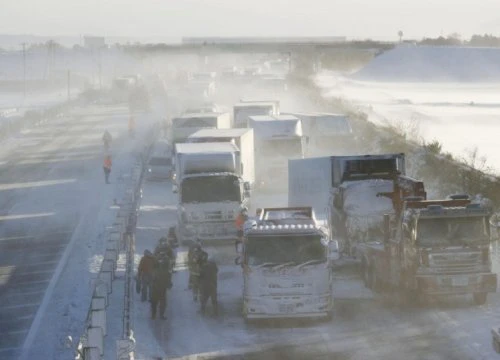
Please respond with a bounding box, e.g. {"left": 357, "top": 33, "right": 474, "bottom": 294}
{"left": 179, "top": 221, "right": 238, "bottom": 243}
{"left": 416, "top": 273, "right": 497, "bottom": 295}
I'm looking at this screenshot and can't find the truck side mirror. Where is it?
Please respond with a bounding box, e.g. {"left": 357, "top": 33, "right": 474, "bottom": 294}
{"left": 172, "top": 184, "right": 178, "bottom": 194}
{"left": 243, "top": 182, "right": 251, "bottom": 191}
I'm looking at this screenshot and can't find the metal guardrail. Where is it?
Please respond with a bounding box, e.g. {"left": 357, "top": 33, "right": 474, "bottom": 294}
{"left": 73, "top": 128, "right": 155, "bottom": 360}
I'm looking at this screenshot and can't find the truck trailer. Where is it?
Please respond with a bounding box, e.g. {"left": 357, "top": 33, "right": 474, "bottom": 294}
{"left": 288, "top": 153, "right": 426, "bottom": 255}
{"left": 187, "top": 128, "right": 255, "bottom": 186}
{"left": 170, "top": 112, "right": 231, "bottom": 145}
{"left": 233, "top": 100, "right": 279, "bottom": 128}
{"left": 285, "top": 112, "right": 354, "bottom": 156}
{"left": 174, "top": 142, "right": 251, "bottom": 243}
{"left": 249, "top": 114, "right": 305, "bottom": 192}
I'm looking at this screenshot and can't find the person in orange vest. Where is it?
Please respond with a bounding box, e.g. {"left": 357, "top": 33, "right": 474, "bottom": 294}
{"left": 128, "top": 115, "right": 136, "bottom": 138}
{"left": 103, "top": 154, "right": 112, "bottom": 184}
{"left": 235, "top": 208, "right": 248, "bottom": 238}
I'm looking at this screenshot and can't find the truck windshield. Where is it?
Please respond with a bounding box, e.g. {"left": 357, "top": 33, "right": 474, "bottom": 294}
{"left": 181, "top": 175, "right": 241, "bottom": 203}
{"left": 245, "top": 235, "right": 326, "bottom": 266}
{"left": 261, "top": 139, "right": 302, "bottom": 157}
{"left": 417, "top": 217, "right": 490, "bottom": 247}
{"left": 173, "top": 117, "right": 216, "bottom": 128}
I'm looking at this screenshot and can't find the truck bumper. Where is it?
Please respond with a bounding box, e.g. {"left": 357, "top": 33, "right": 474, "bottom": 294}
{"left": 243, "top": 295, "right": 332, "bottom": 320}
{"left": 416, "top": 273, "right": 497, "bottom": 295}
{"left": 179, "top": 221, "right": 238, "bottom": 244}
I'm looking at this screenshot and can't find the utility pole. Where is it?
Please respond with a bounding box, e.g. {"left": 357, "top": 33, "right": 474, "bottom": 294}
{"left": 22, "top": 43, "right": 26, "bottom": 100}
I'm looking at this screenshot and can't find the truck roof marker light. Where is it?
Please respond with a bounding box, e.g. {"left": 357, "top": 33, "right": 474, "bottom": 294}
{"left": 291, "top": 224, "right": 296, "bottom": 229}
{"left": 277, "top": 225, "right": 283, "bottom": 229}
{"left": 297, "top": 224, "right": 302, "bottom": 229}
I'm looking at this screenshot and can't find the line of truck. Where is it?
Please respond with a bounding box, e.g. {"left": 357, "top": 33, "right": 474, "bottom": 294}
{"left": 163, "top": 65, "right": 496, "bottom": 323}
{"left": 168, "top": 96, "right": 355, "bottom": 247}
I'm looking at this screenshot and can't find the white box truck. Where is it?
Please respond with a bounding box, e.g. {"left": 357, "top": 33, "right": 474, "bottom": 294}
{"left": 174, "top": 142, "right": 251, "bottom": 243}
{"left": 233, "top": 100, "right": 279, "bottom": 128}
{"left": 187, "top": 128, "right": 255, "bottom": 186}
{"left": 285, "top": 112, "right": 354, "bottom": 156}
{"left": 170, "top": 112, "right": 231, "bottom": 145}
{"left": 248, "top": 114, "right": 305, "bottom": 192}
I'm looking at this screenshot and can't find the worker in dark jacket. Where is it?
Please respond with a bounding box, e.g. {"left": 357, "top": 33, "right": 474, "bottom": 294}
{"left": 199, "top": 251, "right": 218, "bottom": 315}
{"left": 138, "top": 250, "right": 156, "bottom": 302}
{"left": 150, "top": 253, "right": 173, "bottom": 320}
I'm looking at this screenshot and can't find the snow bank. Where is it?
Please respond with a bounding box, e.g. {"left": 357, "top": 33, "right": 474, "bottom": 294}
{"left": 353, "top": 45, "right": 500, "bottom": 82}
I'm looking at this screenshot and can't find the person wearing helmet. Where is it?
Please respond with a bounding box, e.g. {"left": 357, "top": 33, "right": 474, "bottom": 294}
{"left": 138, "top": 249, "right": 156, "bottom": 302}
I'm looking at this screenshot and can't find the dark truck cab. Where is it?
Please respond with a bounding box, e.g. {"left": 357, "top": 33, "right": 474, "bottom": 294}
{"left": 359, "top": 197, "right": 497, "bottom": 305}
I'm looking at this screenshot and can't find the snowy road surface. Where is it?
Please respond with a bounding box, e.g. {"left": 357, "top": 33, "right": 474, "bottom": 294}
{"left": 118, "top": 177, "right": 500, "bottom": 359}
{"left": 0, "top": 103, "right": 156, "bottom": 360}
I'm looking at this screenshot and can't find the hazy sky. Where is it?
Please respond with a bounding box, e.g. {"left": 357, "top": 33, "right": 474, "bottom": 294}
{"left": 2, "top": 0, "right": 500, "bottom": 40}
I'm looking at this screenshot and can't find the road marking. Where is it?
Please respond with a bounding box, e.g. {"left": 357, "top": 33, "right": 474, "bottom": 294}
{"left": 1, "top": 302, "right": 40, "bottom": 310}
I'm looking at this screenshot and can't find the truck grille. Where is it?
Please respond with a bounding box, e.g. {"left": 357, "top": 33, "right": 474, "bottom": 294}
{"left": 204, "top": 211, "right": 223, "bottom": 221}
{"left": 430, "top": 252, "right": 482, "bottom": 274}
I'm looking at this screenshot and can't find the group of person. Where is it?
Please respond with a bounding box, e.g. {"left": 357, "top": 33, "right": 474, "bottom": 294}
{"left": 137, "top": 227, "right": 178, "bottom": 320}
{"left": 137, "top": 227, "right": 219, "bottom": 319}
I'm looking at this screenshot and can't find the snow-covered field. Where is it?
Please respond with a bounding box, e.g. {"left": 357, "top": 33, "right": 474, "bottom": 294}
{"left": 316, "top": 47, "right": 500, "bottom": 175}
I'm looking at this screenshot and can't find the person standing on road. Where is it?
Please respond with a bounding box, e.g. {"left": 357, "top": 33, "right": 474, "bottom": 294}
{"left": 102, "top": 129, "right": 112, "bottom": 151}
{"left": 188, "top": 241, "right": 203, "bottom": 301}
{"left": 103, "top": 154, "right": 112, "bottom": 184}
{"left": 199, "top": 251, "right": 218, "bottom": 316}
{"left": 150, "top": 253, "right": 173, "bottom": 320}
{"left": 138, "top": 250, "right": 156, "bottom": 302}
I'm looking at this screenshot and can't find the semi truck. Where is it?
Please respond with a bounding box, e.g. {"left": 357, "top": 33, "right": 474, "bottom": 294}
{"left": 170, "top": 112, "right": 231, "bottom": 145}
{"left": 285, "top": 112, "right": 354, "bottom": 156}
{"left": 288, "top": 153, "right": 425, "bottom": 255}
{"left": 236, "top": 206, "right": 333, "bottom": 320}
{"left": 233, "top": 100, "right": 279, "bottom": 128}
{"left": 358, "top": 196, "right": 497, "bottom": 306}
{"left": 249, "top": 114, "right": 305, "bottom": 192}
{"left": 187, "top": 128, "right": 255, "bottom": 186}
{"left": 173, "top": 142, "right": 251, "bottom": 243}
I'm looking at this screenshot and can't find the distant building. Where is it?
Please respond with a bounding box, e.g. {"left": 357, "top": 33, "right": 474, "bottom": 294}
{"left": 182, "top": 36, "right": 346, "bottom": 45}
{"left": 84, "top": 36, "right": 106, "bottom": 49}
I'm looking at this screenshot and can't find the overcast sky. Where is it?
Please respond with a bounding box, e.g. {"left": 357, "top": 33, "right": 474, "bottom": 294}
{"left": 2, "top": 0, "right": 500, "bottom": 40}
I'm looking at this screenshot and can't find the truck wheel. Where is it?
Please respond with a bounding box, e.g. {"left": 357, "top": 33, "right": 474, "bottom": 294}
{"left": 473, "top": 292, "right": 487, "bottom": 305}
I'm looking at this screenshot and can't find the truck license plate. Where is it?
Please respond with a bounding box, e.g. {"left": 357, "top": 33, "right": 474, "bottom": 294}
{"left": 452, "top": 276, "right": 469, "bottom": 287}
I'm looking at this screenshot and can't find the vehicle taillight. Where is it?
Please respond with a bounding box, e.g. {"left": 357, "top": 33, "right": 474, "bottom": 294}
{"left": 420, "top": 249, "right": 429, "bottom": 266}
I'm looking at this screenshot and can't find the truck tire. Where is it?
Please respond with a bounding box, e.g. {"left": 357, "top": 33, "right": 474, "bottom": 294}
{"left": 473, "top": 292, "right": 487, "bottom": 305}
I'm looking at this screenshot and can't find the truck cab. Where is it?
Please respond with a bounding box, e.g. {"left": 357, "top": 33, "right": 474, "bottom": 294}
{"left": 238, "top": 207, "right": 333, "bottom": 320}
{"left": 174, "top": 142, "right": 251, "bottom": 244}
{"left": 359, "top": 198, "right": 497, "bottom": 306}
